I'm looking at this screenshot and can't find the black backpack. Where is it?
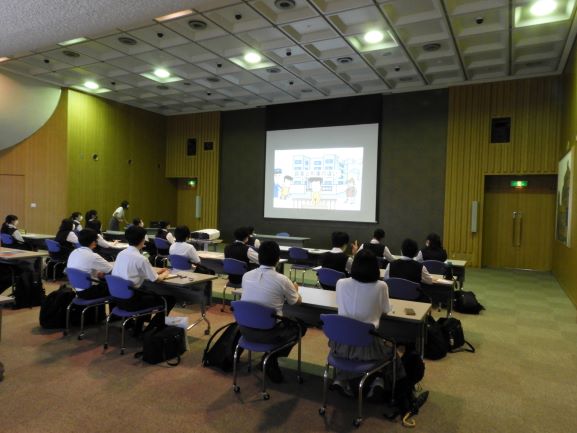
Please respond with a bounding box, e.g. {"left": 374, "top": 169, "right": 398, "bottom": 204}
{"left": 438, "top": 317, "right": 475, "bottom": 353}
{"left": 202, "top": 322, "right": 243, "bottom": 372}
{"left": 424, "top": 315, "right": 448, "bottom": 360}
{"left": 39, "top": 285, "right": 75, "bottom": 328}
{"left": 454, "top": 290, "right": 485, "bottom": 314}
{"left": 14, "top": 271, "right": 45, "bottom": 309}
{"left": 136, "top": 325, "right": 186, "bottom": 366}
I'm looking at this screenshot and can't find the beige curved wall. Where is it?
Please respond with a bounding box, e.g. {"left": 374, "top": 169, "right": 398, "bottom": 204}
{"left": 0, "top": 70, "right": 61, "bottom": 151}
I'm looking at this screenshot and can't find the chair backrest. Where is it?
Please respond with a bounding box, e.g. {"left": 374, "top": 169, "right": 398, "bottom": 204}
{"left": 45, "top": 239, "right": 62, "bottom": 253}
{"left": 422, "top": 260, "right": 446, "bottom": 275}
{"left": 154, "top": 237, "right": 171, "bottom": 251}
{"left": 385, "top": 277, "right": 421, "bottom": 301}
{"left": 317, "top": 267, "right": 346, "bottom": 287}
{"left": 74, "top": 243, "right": 81, "bottom": 249}
{"left": 231, "top": 300, "right": 277, "bottom": 330}
{"left": 276, "top": 232, "right": 290, "bottom": 237}
{"left": 288, "top": 247, "right": 308, "bottom": 260}
{"left": 223, "top": 258, "right": 248, "bottom": 277}
{"left": 0, "top": 233, "right": 14, "bottom": 245}
{"left": 320, "top": 314, "right": 375, "bottom": 347}
{"left": 66, "top": 268, "right": 93, "bottom": 290}
{"left": 104, "top": 274, "right": 135, "bottom": 300}
{"left": 169, "top": 254, "right": 191, "bottom": 271}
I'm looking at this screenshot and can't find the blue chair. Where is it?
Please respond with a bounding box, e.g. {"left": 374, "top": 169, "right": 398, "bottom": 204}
{"left": 0, "top": 233, "right": 14, "bottom": 246}
{"left": 65, "top": 268, "right": 110, "bottom": 340}
{"left": 422, "top": 260, "right": 447, "bottom": 276}
{"left": 103, "top": 275, "right": 166, "bottom": 355}
{"left": 45, "top": 239, "right": 68, "bottom": 281}
{"left": 221, "top": 258, "right": 247, "bottom": 312}
{"left": 153, "top": 238, "right": 171, "bottom": 267}
{"left": 385, "top": 277, "right": 421, "bottom": 301}
{"left": 316, "top": 267, "right": 346, "bottom": 291}
{"left": 319, "top": 314, "right": 396, "bottom": 428}
{"left": 231, "top": 300, "right": 302, "bottom": 400}
{"left": 276, "top": 232, "right": 290, "bottom": 237}
{"left": 288, "top": 247, "right": 312, "bottom": 284}
{"left": 169, "top": 254, "right": 192, "bottom": 271}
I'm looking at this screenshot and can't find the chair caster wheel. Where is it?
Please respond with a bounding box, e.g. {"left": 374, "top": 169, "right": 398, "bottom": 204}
{"left": 233, "top": 385, "right": 240, "bottom": 393}
{"left": 318, "top": 407, "right": 326, "bottom": 416}
{"left": 353, "top": 418, "right": 362, "bottom": 428}
{"left": 297, "top": 376, "right": 304, "bottom": 384}
{"left": 262, "top": 392, "right": 270, "bottom": 400}
{"left": 204, "top": 329, "right": 210, "bottom": 335}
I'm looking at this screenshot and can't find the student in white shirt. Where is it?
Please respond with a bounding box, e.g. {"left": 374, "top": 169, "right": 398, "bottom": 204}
{"left": 356, "top": 228, "right": 395, "bottom": 264}
{"left": 224, "top": 227, "right": 260, "bottom": 284}
{"left": 246, "top": 226, "right": 260, "bottom": 250}
{"left": 155, "top": 221, "right": 175, "bottom": 244}
{"left": 85, "top": 209, "right": 98, "bottom": 224}
{"left": 86, "top": 219, "right": 119, "bottom": 261}
{"left": 240, "top": 241, "right": 305, "bottom": 383}
{"left": 331, "top": 249, "right": 403, "bottom": 398}
{"left": 169, "top": 225, "right": 200, "bottom": 267}
{"left": 67, "top": 229, "right": 113, "bottom": 300}
{"left": 1, "top": 214, "right": 29, "bottom": 249}
{"left": 112, "top": 226, "right": 174, "bottom": 334}
{"left": 108, "top": 200, "right": 129, "bottom": 231}
{"left": 383, "top": 238, "right": 433, "bottom": 285}
{"left": 320, "top": 231, "right": 356, "bottom": 275}
{"left": 70, "top": 212, "right": 83, "bottom": 232}
{"left": 55, "top": 219, "right": 79, "bottom": 259}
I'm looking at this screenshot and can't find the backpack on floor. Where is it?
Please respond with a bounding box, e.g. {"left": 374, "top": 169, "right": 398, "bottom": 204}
{"left": 424, "top": 315, "right": 448, "bottom": 360}
{"left": 454, "top": 290, "right": 485, "bottom": 314}
{"left": 39, "top": 285, "right": 74, "bottom": 328}
{"left": 437, "top": 317, "right": 475, "bottom": 353}
{"left": 13, "top": 271, "right": 45, "bottom": 309}
{"left": 136, "top": 325, "right": 187, "bottom": 366}
{"left": 202, "top": 322, "right": 243, "bottom": 372}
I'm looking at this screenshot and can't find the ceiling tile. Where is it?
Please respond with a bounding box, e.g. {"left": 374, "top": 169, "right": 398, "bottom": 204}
{"left": 250, "top": 0, "right": 318, "bottom": 24}
{"left": 282, "top": 17, "right": 339, "bottom": 43}
{"left": 126, "top": 24, "right": 190, "bottom": 49}
{"left": 205, "top": 3, "right": 271, "bottom": 33}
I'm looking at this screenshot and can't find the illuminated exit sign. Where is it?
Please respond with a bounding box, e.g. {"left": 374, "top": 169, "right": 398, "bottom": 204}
{"left": 510, "top": 180, "right": 528, "bottom": 188}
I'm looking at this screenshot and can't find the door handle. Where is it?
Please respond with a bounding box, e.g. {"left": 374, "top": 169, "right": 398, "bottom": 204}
{"left": 512, "top": 212, "right": 517, "bottom": 246}
{"left": 517, "top": 212, "right": 523, "bottom": 247}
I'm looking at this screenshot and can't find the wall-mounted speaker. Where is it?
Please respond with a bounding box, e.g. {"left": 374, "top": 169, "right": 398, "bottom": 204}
{"left": 490, "top": 117, "right": 511, "bottom": 143}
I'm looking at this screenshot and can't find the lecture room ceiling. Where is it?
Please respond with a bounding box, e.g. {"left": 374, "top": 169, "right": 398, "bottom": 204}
{"left": 0, "top": 0, "right": 575, "bottom": 115}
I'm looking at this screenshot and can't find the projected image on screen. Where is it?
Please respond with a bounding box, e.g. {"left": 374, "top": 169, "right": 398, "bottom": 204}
{"left": 273, "top": 148, "right": 363, "bottom": 211}
{"left": 264, "top": 124, "right": 379, "bottom": 223}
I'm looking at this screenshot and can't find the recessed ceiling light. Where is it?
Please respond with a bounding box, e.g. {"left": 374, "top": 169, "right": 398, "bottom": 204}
{"left": 84, "top": 81, "right": 99, "bottom": 90}
{"left": 58, "top": 37, "right": 88, "bottom": 47}
{"left": 244, "top": 52, "right": 262, "bottom": 64}
{"left": 188, "top": 20, "right": 208, "bottom": 30}
{"left": 62, "top": 50, "right": 80, "bottom": 58}
{"left": 0, "top": 56, "right": 10, "bottom": 63}
{"left": 364, "top": 30, "right": 384, "bottom": 44}
{"left": 336, "top": 56, "right": 353, "bottom": 64}
{"left": 156, "top": 9, "right": 193, "bottom": 22}
{"left": 118, "top": 36, "right": 137, "bottom": 46}
{"left": 530, "top": 0, "right": 557, "bottom": 16}
{"left": 154, "top": 68, "right": 170, "bottom": 78}
{"left": 423, "top": 43, "right": 441, "bottom": 52}
{"left": 274, "top": 0, "right": 296, "bottom": 10}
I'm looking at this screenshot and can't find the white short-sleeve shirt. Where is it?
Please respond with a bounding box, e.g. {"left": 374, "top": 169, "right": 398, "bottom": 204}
{"left": 67, "top": 246, "right": 113, "bottom": 283}
{"left": 241, "top": 265, "right": 299, "bottom": 316}
{"left": 169, "top": 241, "right": 200, "bottom": 264}
{"left": 112, "top": 246, "right": 158, "bottom": 288}
{"left": 336, "top": 277, "right": 391, "bottom": 328}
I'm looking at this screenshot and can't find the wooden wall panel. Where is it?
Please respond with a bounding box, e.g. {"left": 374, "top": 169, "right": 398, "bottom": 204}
{"left": 67, "top": 90, "right": 176, "bottom": 227}
{"left": 0, "top": 92, "right": 68, "bottom": 234}
{"left": 166, "top": 112, "right": 220, "bottom": 229}
{"left": 444, "top": 77, "right": 561, "bottom": 267}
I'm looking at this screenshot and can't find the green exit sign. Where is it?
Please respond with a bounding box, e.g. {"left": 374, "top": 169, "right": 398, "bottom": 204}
{"left": 187, "top": 179, "right": 197, "bottom": 187}
{"left": 510, "top": 180, "right": 528, "bottom": 188}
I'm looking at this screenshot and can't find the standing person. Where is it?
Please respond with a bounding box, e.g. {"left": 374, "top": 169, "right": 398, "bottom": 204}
{"left": 415, "top": 233, "right": 448, "bottom": 263}
{"left": 70, "top": 212, "right": 83, "bottom": 232}
{"left": 54, "top": 219, "right": 78, "bottom": 259}
{"left": 240, "top": 241, "right": 304, "bottom": 383}
{"left": 108, "top": 200, "right": 129, "bottom": 231}
{"left": 224, "top": 227, "right": 259, "bottom": 284}
{"left": 356, "top": 229, "right": 395, "bottom": 264}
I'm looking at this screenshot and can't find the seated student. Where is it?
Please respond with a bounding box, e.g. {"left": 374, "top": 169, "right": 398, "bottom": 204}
{"left": 112, "top": 226, "right": 175, "bottom": 333}
{"left": 331, "top": 249, "right": 401, "bottom": 397}
{"left": 55, "top": 219, "right": 79, "bottom": 259}
{"left": 240, "top": 241, "right": 305, "bottom": 383}
{"left": 384, "top": 238, "right": 433, "bottom": 285}
{"left": 320, "top": 231, "right": 355, "bottom": 275}
{"left": 66, "top": 229, "right": 113, "bottom": 299}
{"left": 224, "top": 227, "right": 259, "bottom": 284}
{"left": 415, "top": 233, "right": 448, "bottom": 263}
{"left": 1, "top": 214, "right": 29, "bottom": 249}
{"left": 357, "top": 228, "right": 395, "bottom": 264}
{"left": 70, "top": 212, "right": 83, "bottom": 232}
{"left": 85, "top": 219, "right": 119, "bottom": 261}
{"left": 246, "top": 226, "right": 260, "bottom": 250}
{"left": 155, "top": 221, "right": 175, "bottom": 244}
{"left": 85, "top": 209, "right": 98, "bottom": 225}
{"left": 169, "top": 225, "right": 201, "bottom": 266}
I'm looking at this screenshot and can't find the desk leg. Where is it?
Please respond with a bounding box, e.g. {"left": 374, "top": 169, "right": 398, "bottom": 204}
{"left": 420, "top": 319, "right": 426, "bottom": 358}
{"left": 204, "top": 243, "right": 209, "bottom": 252}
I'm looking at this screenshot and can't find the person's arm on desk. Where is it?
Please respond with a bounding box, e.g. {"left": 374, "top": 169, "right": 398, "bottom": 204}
{"left": 155, "top": 268, "right": 170, "bottom": 281}
{"left": 421, "top": 265, "right": 434, "bottom": 285}
{"left": 293, "top": 281, "right": 302, "bottom": 305}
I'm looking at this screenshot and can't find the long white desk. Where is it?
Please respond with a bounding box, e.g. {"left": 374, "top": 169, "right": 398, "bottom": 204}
{"left": 255, "top": 233, "right": 310, "bottom": 248}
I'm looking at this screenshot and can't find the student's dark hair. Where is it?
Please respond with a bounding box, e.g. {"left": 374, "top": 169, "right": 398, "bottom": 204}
{"left": 174, "top": 225, "right": 191, "bottom": 242}
{"left": 246, "top": 226, "right": 255, "bottom": 235}
{"left": 71, "top": 211, "right": 82, "bottom": 220}
{"left": 351, "top": 249, "right": 380, "bottom": 283}
{"left": 258, "top": 241, "right": 280, "bottom": 266}
{"left": 373, "top": 228, "right": 385, "bottom": 240}
{"left": 233, "top": 226, "right": 250, "bottom": 241}
{"left": 121, "top": 200, "right": 129, "bottom": 208}
{"left": 401, "top": 238, "right": 419, "bottom": 258}
{"left": 4, "top": 214, "right": 18, "bottom": 224}
{"left": 125, "top": 226, "right": 147, "bottom": 246}
{"left": 85, "top": 219, "right": 102, "bottom": 234}
{"left": 85, "top": 209, "right": 97, "bottom": 221}
{"left": 78, "top": 228, "right": 98, "bottom": 247}
{"left": 132, "top": 217, "right": 143, "bottom": 226}
{"left": 426, "top": 233, "right": 442, "bottom": 250}
{"left": 158, "top": 221, "right": 169, "bottom": 229}
{"left": 58, "top": 219, "right": 74, "bottom": 232}
{"left": 331, "top": 231, "right": 350, "bottom": 248}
